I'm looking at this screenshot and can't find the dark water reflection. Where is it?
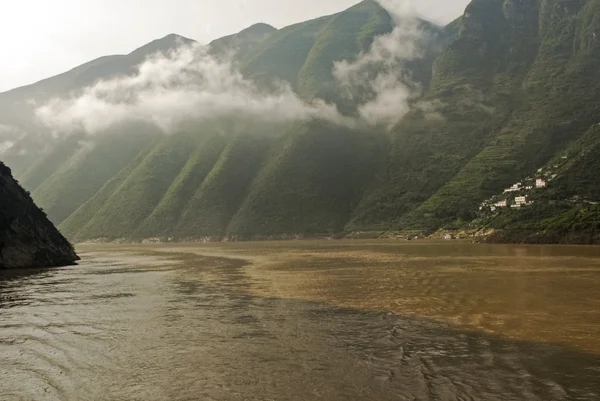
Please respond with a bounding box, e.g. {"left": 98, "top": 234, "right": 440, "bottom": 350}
{"left": 1, "top": 241, "right": 599, "bottom": 400}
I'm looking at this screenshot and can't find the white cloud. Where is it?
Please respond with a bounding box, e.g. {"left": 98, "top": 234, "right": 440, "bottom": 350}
{"left": 0, "top": 141, "right": 15, "bottom": 155}
{"left": 0, "top": 124, "right": 24, "bottom": 147}
{"left": 36, "top": 44, "right": 352, "bottom": 135}
{"left": 36, "top": 0, "right": 432, "bottom": 135}
{"left": 334, "top": 0, "right": 427, "bottom": 129}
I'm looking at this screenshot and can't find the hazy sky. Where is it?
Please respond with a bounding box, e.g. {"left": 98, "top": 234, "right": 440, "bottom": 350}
{"left": 0, "top": 0, "right": 469, "bottom": 92}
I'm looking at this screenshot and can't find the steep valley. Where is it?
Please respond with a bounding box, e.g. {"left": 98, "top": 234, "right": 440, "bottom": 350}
{"left": 2, "top": 0, "right": 600, "bottom": 243}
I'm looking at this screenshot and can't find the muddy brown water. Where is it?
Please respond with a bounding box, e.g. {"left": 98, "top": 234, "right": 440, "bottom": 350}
{"left": 1, "top": 240, "right": 599, "bottom": 400}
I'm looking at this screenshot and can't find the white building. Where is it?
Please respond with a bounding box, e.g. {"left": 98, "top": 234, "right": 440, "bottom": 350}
{"left": 514, "top": 196, "right": 532, "bottom": 207}
{"left": 515, "top": 196, "right": 528, "bottom": 205}
{"left": 494, "top": 200, "right": 508, "bottom": 208}
{"left": 536, "top": 178, "right": 547, "bottom": 188}
{"left": 504, "top": 184, "right": 520, "bottom": 193}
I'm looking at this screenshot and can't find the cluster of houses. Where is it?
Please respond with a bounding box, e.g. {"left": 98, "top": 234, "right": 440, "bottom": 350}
{"left": 482, "top": 196, "right": 534, "bottom": 212}
{"left": 503, "top": 178, "right": 548, "bottom": 193}
{"left": 479, "top": 177, "right": 551, "bottom": 212}
{"left": 478, "top": 156, "right": 571, "bottom": 214}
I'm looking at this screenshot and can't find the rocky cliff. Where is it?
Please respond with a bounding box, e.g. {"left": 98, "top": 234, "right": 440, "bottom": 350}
{"left": 0, "top": 162, "right": 79, "bottom": 269}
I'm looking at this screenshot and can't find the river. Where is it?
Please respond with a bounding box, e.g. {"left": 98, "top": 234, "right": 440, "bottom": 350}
{"left": 1, "top": 240, "right": 599, "bottom": 400}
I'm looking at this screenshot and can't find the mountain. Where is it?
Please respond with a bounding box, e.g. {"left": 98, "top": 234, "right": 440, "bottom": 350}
{"left": 478, "top": 123, "right": 600, "bottom": 244}
{"left": 0, "top": 33, "right": 196, "bottom": 176}
{"left": 2, "top": 0, "right": 600, "bottom": 244}
{"left": 350, "top": 0, "right": 600, "bottom": 235}
{"left": 0, "top": 162, "right": 78, "bottom": 268}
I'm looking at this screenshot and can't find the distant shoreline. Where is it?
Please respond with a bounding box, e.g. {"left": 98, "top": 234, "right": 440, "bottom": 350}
{"left": 74, "top": 230, "right": 600, "bottom": 246}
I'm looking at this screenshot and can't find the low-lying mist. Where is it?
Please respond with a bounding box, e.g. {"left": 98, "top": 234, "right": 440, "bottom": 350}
{"left": 37, "top": 44, "right": 352, "bottom": 134}
{"left": 334, "top": 0, "right": 426, "bottom": 128}
{"left": 36, "top": 0, "right": 431, "bottom": 137}
{"left": 0, "top": 125, "right": 22, "bottom": 156}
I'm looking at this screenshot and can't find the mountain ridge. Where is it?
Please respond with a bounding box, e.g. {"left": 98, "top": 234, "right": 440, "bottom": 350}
{"left": 3, "top": 0, "right": 600, "bottom": 244}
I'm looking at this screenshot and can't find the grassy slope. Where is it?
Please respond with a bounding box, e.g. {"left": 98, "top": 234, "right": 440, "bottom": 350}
{"left": 59, "top": 143, "right": 158, "bottom": 240}
{"left": 412, "top": 0, "right": 600, "bottom": 228}
{"left": 69, "top": 134, "right": 197, "bottom": 240}
{"left": 296, "top": 0, "right": 393, "bottom": 100}
{"left": 32, "top": 130, "right": 157, "bottom": 225}
{"left": 349, "top": 0, "right": 517, "bottom": 230}
{"left": 481, "top": 123, "right": 600, "bottom": 242}
{"left": 351, "top": 0, "right": 600, "bottom": 233}
{"left": 54, "top": 1, "right": 400, "bottom": 241}
{"left": 28, "top": 0, "right": 600, "bottom": 243}
{"left": 241, "top": 16, "right": 332, "bottom": 89}
{"left": 175, "top": 123, "right": 275, "bottom": 238}
{"left": 18, "top": 136, "right": 82, "bottom": 192}
{"left": 138, "top": 127, "right": 229, "bottom": 237}
{"left": 228, "top": 122, "right": 388, "bottom": 237}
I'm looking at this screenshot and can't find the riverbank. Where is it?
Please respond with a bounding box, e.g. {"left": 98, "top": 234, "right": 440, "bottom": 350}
{"left": 76, "top": 229, "right": 600, "bottom": 246}
{"left": 477, "top": 229, "right": 600, "bottom": 245}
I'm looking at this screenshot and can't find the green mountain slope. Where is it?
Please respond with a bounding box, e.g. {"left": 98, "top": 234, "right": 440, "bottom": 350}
{"left": 351, "top": 0, "right": 600, "bottom": 233}
{"left": 32, "top": 129, "right": 159, "bottom": 225}
{"left": 209, "top": 23, "right": 278, "bottom": 60}
{"left": 174, "top": 126, "right": 274, "bottom": 239}
{"left": 241, "top": 16, "right": 334, "bottom": 88}
{"left": 138, "top": 129, "right": 229, "bottom": 237}
{"left": 228, "top": 122, "right": 387, "bottom": 237}
{"left": 295, "top": 0, "right": 393, "bottom": 99}
{"left": 18, "top": 135, "right": 83, "bottom": 192}
{"left": 72, "top": 133, "right": 198, "bottom": 239}
{"left": 59, "top": 146, "right": 158, "bottom": 240}
{"left": 0, "top": 34, "right": 197, "bottom": 173}
{"left": 479, "top": 123, "right": 600, "bottom": 244}
{"left": 29, "top": 0, "right": 418, "bottom": 241}
{"left": 5, "top": 0, "right": 600, "bottom": 244}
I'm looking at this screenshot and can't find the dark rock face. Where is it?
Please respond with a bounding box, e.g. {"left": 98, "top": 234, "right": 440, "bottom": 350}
{"left": 0, "top": 162, "right": 79, "bottom": 269}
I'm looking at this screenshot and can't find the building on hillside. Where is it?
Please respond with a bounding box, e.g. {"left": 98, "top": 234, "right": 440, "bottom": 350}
{"left": 494, "top": 200, "right": 508, "bottom": 208}
{"left": 536, "top": 178, "right": 547, "bottom": 188}
{"left": 514, "top": 196, "right": 531, "bottom": 207}
{"left": 504, "top": 183, "right": 522, "bottom": 193}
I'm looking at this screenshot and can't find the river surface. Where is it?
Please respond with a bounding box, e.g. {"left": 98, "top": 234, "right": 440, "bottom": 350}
{"left": 1, "top": 240, "right": 600, "bottom": 400}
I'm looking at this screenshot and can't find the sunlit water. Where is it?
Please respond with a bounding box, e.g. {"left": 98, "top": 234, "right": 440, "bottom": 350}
{"left": 1, "top": 240, "right": 600, "bottom": 400}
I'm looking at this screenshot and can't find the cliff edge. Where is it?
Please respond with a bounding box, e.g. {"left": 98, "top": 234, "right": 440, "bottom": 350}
{"left": 0, "top": 162, "right": 79, "bottom": 269}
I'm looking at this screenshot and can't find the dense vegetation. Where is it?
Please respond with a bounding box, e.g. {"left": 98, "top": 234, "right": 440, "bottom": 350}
{"left": 478, "top": 124, "right": 600, "bottom": 244}
{"left": 2, "top": 0, "right": 600, "bottom": 243}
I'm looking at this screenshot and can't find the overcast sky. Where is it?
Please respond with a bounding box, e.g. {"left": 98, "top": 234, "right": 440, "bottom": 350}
{"left": 0, "top": 0, "right": 469, "bottom": 92}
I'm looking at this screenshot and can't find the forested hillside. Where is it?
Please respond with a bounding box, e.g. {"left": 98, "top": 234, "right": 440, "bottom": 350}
{"left": 1, "top": 0, "right": 599, "bottom": 243}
